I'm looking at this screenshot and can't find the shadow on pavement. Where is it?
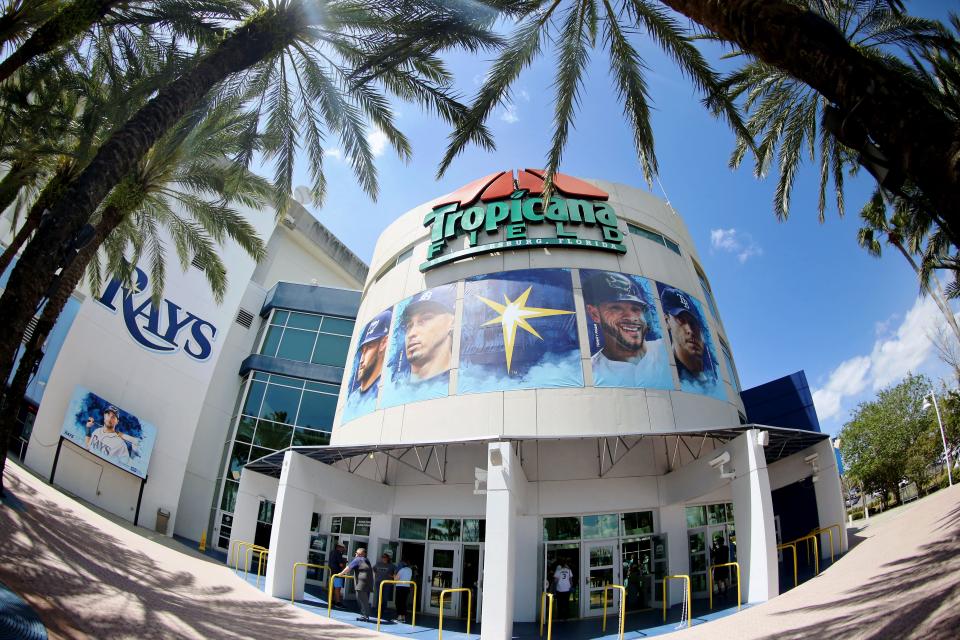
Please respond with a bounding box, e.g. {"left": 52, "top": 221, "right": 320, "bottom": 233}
{"left": 0, "top": 469, "right": 375, "bottom": 640}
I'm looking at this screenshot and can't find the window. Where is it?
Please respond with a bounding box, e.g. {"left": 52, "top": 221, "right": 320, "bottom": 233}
{"left": 719, "top": 338, "right": 741, "bottom": 392}
{"left": 686, "top": 502, "right": 734, "bottom": 528}
{"left": 582, "top": 514, "right": 619, "bottom": 539}
{"left": 627, "top": 223, "right": 682, "bottom": 255}
{"left": 399, "top": 518, "right": 428, "bottom": 540}
{"left": 621, "top": 511, "right": 654, "bottom": 536}
{"left": 330, "top": 515, "right": 371, "bottom": 535}
{"left": 694, "top": 264, "right": 721, "bottom": 321}
{"left": 462, "top": 519, "right": 486, "bottom": 543}
{"left": 257, "top": 499, "right": 275, "bottom": 525}
{"left": 428, "top": 518, "right": 462, "bottom": 541}
{"left": 259, "top": 308, "right": 354, "bottom": 367}
{"left": 543, "top": 517, "right": 581, "bottom": 541}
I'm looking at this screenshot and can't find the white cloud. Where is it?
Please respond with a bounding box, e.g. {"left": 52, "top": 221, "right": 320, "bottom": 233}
{"left": 367, "top": 129, "right": 388, "bottom": 157}
{"left": 709, "top": 228, "right": 762, "bottom": 263}
{"left": 499, "top": 104, "right": 519, "bottom": 124}
{"left": 324, "top": 148, "right": 341, "bottom": 159}
{"left": 812, "top": 296, "right": 945, "bottom": 423}
{"left": 517, "top": 88, "right": 531, "bottom": 102}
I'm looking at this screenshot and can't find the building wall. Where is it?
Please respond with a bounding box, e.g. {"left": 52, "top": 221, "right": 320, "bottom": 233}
{"left": 333, "top": 176, "right": 744, "bottom": 446}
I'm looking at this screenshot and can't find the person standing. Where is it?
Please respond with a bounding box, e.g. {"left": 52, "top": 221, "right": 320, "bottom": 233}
{"left": 553, "top": 559, "right": 575, "bottom": 620}
{"left": 343, "top": 547, "right": 375, "bottom": 622}
{"left": 394, "top": 561, "right": 414, "bottom": 624}
{"left": 329, "top": 543, "right": 347, "bottom": 608}
{"left": 372, "top": 552, "right": 397, "bottom": 618}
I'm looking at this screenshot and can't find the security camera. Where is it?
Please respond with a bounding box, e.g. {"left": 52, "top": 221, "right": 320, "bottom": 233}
{"left": 709, "top": 451, "right": 731, "bottom": 468}
{"left": 804, "top": 453, "right": 819, "bottom": 464}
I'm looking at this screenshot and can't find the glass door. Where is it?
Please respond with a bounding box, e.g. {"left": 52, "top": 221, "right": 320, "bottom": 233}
{"left": 545, "top": 542, "right": 580, "bottom": 620}
{"left": 424, "top": 543, "right": 460, "bottom": 616}
{"left": 582, "top": 541, "right": 620, "bottom": 617}
{"left": 463, "top": 544, "right": 483, "bottom": 623}
{"left": 621, "top": 537, "right": 654, "bottom": 611}
{"left": 333, "top": 535, "right": 369, "bottom": 601}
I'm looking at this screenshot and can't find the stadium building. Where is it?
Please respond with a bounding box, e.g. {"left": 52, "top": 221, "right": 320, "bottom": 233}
{"left": 226, "top": 170, "right": 846, "bottom": 637}
{"left": 3, "top": 169, "right": 845, "bottom": 638}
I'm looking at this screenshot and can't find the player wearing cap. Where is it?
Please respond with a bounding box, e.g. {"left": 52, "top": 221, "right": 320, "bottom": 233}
{"left": 659, "top": 286, "right": 717, "bottom": 386}
{"left": 86, "top": 405, "right": 139, "bottom": 462}
{"left": 353, "top": 309, "right": 391, "bottom": 398}
{"left": 584, "top": 272, "right": 671, "bottom": 388}
{"left": 400, "top": 290, "right": 454, "bottom": 381}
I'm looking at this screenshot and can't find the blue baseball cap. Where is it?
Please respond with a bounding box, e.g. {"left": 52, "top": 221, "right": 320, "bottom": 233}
{"left": 104, "top": 405, "right": 120, "bottom": 416}
{"left": 402, "top": 286, "right": 455, "bottom": 325}
{"left": 358, "top": 309, "right": 391, "bottom": 347}
{"left": 659, "top": 286, "right": 700, "bottom": 324}
{"left": 583, "top": 271, "right": 647, "bottom": 307}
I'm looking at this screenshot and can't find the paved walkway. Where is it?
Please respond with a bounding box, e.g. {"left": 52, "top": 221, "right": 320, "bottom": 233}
{"left": 2, "top": 460, "right": 958, "bottom": 639}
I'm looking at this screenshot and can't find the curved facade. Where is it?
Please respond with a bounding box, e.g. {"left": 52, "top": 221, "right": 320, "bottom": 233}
{"left": 333, "top": 171, "right": 745, "bottom": 446}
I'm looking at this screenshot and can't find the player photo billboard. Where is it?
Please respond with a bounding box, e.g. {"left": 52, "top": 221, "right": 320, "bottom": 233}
{"left": 60, "top": 386, "right": 157, "bottom": 479}
{"left": 380, "top": 283, "right": 456, "bottom": 409}
{"left": 459, "top": 268, "right": 583, "bottom": 393}
{"left": 581, "top": 270, "right": 673, "bottom": 390}
{"left": 655, "top": 283, "right": 726, "bottom": 400}
{"left": 341, "top": 307, "right": 393, "bottom": 423}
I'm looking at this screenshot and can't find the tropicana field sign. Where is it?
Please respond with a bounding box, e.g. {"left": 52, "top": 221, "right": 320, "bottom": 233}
{"left": 420, "top": 169, "right": 626, "bottom": 272}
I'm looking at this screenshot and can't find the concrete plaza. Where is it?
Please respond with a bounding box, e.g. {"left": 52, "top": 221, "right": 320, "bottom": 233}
{"left": 1, "top": 461, "right": 958, "bottom": 639}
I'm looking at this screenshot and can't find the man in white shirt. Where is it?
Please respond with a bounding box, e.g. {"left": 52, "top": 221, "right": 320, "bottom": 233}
{"left": 553, "top": 560, "right": 575, "bottom": 620}
{"left": 86, "top": 406, "right": 139, "bottom": 463}
{"left": 584, "top": 271, "right": 673, "bottom": 389}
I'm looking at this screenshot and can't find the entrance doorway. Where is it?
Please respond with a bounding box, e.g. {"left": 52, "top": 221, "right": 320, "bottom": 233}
{"left": 399, "top": 541, "right": 425, "bottom": 616}
{"left": 544, "top": 542, "right": 580, "bottom": 621}
{"left": 583, "top": 541, "right": 620, "bottom": 617}
{"left": 333, "top": 534, "right": 369, "bottom": 601}
{"left": 463, "top": 545, "right": 482, "bottom": 623}
{"left": 424, "top": 543, "right": 461, "bottom": 616}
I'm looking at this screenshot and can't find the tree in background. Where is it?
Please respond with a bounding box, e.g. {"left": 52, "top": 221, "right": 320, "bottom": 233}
{"left": 839, "top": 373, "right": 953, "bottom": 508}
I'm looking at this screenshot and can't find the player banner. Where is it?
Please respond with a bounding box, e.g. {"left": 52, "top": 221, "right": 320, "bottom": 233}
{"left": 381, "top": 283, "right": 456, "bottom": 409}
{"left": 341, "top": 308, "right": 393, "bottom": 423}
{"left": 581, "top": 270, "right": 673, "bottom": 390}
{"left": 654, "top": 282, "right": 726, "bottom": 400}
{"left": 459, "top": 268, "right": 583, "bottom": 393}
{"left": 60, "top": 386, "right": 157, "bottom": 479}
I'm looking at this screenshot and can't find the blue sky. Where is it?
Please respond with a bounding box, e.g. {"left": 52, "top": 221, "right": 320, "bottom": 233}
{"left": 286, "top": 2, "right": 956, "bottom": 436}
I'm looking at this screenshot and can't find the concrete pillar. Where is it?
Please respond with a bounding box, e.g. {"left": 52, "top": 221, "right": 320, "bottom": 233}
{"left": 730, "top": 429, "right": 779, "bottom": 603}
{"left": 481, "top": 441, "right": 527, "bottom": 640}
{"left": 227, "top": 468, "right": 277, "bottom": 570}
{"left": 813, "top": 439, "right": 848, "bottom": 555}
{"left": 265, "top": 451, "right": 314, "bottom": 599}
{"left": 659, "top": 504, "right": 688, "bottom": 603}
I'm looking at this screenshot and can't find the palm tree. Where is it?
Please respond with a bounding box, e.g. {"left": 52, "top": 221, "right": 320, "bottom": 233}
{"left": 439, "top": 0, "right": 749, "bottom": 188}
{"left": 0, "top": 0, "right": 509, "bottom": 494}
{"left": 0, "top": 102, "right": 271, "bottom": 491}
{"left": 721, "top": 0, "right": 940, "bottom": 222}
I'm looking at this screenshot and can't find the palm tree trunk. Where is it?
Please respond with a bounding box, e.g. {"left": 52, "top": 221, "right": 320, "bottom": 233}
{"left": 0, "top": 0, "right": 120, "bottom": 83}
{"left": 660, "top": 0, "right": 960, "bottom": 245}
{"left": 0, "top": 4, "right": 307, "bottom": 488}
{"left": 890, "top": 239, "right": 960, "bottom": 346}
{"left": 0, "top": 169, "right": 68, "bottom": 277}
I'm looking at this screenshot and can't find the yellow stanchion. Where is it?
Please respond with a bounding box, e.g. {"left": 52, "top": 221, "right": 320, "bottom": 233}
{"left": 376, "top": 579, "right": 417, "bottom": 631}
{"left": 439, "top": 587, "right": 472, "bottom": 639}
{"left": 809, "top": 524, "right": 842, "bottom": 564}
{"left": 230, "top": 540, "right": 252, "bottom": 570}
{"left": 291, "top": 563, "right": 331, "bottom": 603}
{"left": 601, "top": 584, "right": 626, "bottom": 639}
{"left": 662, "top": 575, "right": 692, "bottom": 628}
{"left": 777, "top": 543, "right": 798, "bottom": 588}
{"left": 327, "top": 573, "right": 356, "bottom": 617}
{"left": 789, "top": 533, "right": 819, "bottom": 576}
{"left": 707, "top": 562, "right": 741, "bottom": 611}
{"left": 244, "top": 543, "right": 268, "bottom": 578}
{"left": 253, "top": 548, "right": 269, "bottom": 588}
{"left": 539, "top": 592, "right": 555, "bottom": 639}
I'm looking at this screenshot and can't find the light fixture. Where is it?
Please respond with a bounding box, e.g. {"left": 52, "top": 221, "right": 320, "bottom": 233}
{"left": 489, "top": 447, "right": 503, "bottom": 467}
{"left": 805, "top": 453, "right": 820, "bottom": 482}
{"left": 757, "top": 431, "right": 770, "bottom": 447}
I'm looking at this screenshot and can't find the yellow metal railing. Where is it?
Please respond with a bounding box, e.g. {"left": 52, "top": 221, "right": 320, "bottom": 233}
{"left": 231, "top": 540, "right": 263, "bottom": 571}
{"left": 439, "top": 587, "right": 472, "bottom": 639}
{"left": 539, "top": 591, "right": 554, "bottom": 639}
{"left": 377, "top": 579, "right": 417, "bottom": 631}
{"left": 707, "top": 562, "right": 741, "bottom": 611}
{"left": 789, "top": 533, "right": 820, "bottom": 576}
{"left": 777, "top": 543, "right": 798, "bottom": 588}
{"left": 601, "top": 584, "right": 626, "bottom": 639}
{"left": 327, "top": 573, "right": 356, "bottom": 617}
{"left": 662, "top": 575, "right": 692, "bottom": 628}
{"left": 252, "top": 548, "right": 269, "bottom": 588}
{"left": 291, "top": 563, "right": 331, "bottom": 603}
{"left": 809, "top": 523, "right": 842, "bottom": 564}
{"left": 243, "top": 544, "right": 267, "bottom": 576}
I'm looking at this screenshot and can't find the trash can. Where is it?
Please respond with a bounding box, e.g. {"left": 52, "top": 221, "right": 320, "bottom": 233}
{"left": 156, "top": 508, "right": 170, "bottom": 535}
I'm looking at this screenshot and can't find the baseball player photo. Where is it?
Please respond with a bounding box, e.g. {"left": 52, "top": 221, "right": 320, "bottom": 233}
{"left": 86, "top": 405, "right": 140, "bottom": 463}
{"left": 381, "top": 284, "right": 456, "bottom": 409}
{"left": 341, "top": 308, "right": 392, "bottom": 422}
{"left": 582, "top": 270, "right": 673, "bottom": 390}
{"left": 656, "top": 283, "right": 726, "bottom": 400}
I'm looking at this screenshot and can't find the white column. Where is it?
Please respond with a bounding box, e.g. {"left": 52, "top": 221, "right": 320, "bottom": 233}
{"left": 813, "top": 439, "right": 848, "bottom": 555}
{"left": 730, "top": 429, "right": 779, "bottom": 602}
{"left": 265, "top": 451, "right": 314, "bottom": 599}
{"left": 658, "top": 504, "right": 688, "bottom": 603}
{"left": 481, "top": 441, "right": 527, "bottom": 640}
{"left": 227, "top": 468, "right": 277, "bottom": 570}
